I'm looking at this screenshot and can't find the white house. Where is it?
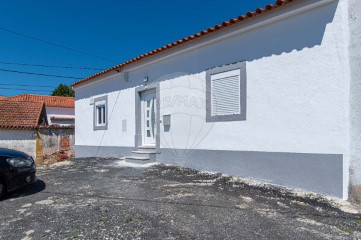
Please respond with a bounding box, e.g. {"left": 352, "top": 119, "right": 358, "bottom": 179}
{"left": 7, "top": 94, "right": 75, "bottom": 126}
{"left": 72, "top": 0, "right": 361, "bottom": 201}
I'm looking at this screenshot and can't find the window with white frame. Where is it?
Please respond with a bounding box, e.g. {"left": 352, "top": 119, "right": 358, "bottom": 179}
{"left": 96, "top": 104, "right": 106, "bottom": 126}
{"left": 206, "top": 62, "right": 247, "bottom": 122}
{"left": 94, "top": 96, "right": 108, "bottom": 130}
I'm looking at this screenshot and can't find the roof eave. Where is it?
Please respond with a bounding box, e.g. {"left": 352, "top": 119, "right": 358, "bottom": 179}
{"left": 71, "top": 0, "right": 299, "bottom": 88}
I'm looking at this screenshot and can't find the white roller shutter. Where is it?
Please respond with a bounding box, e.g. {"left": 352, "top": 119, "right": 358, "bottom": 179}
{"left": 210, "top": 69, "right": 241, "bottom": 116}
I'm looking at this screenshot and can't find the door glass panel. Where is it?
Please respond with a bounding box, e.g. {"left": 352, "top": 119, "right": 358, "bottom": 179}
{"left": 151, "top": 100, "right": 155, "bottom": 136}
{"left": 142, "top": 91, "right": 156, "bottom": 145}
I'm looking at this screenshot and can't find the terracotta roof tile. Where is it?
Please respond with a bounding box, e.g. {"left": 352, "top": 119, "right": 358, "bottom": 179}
{"left": 0, "top": 100, "right": 47, "bottom": 130}
{"left": 7, "top": 94, "right": 74, "bottom": 108}
{"left": 72, "top": 0, "right": 296, "bottom": 87}
{"left": 50, "top": 116, "right": 75, "bottom": 121}
{"left": 39, "top": 125, "right": 74, "bottom": 129}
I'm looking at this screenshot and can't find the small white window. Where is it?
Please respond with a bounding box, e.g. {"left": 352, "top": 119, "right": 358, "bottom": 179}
{"left": 96, "top": 104, "right": 106, "bottom": 126}
{"left": 206, "top": 62, "right": 247, "bottom": 122}
{"left": 94, "top": 96, "right": 108, "bottom": 130}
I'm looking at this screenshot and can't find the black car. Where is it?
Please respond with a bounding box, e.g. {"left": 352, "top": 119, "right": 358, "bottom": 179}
{"left": 0, "top": 148, "right": 37, "bottom": 198}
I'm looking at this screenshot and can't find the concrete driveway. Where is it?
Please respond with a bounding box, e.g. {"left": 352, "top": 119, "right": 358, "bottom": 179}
{"left": 1, "top": 158, "right": 361, "bottom": 239}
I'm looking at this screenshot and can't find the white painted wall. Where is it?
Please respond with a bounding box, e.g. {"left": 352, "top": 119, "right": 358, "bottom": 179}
{"left": 46, "top": 107, "right": 75, "bottom": 126}
{"left": 75, "top": 87, "right": 135, "bottom": 147}
{"left": 76, "top": 0, "right": 348, "bottom": 153}
{"left": 348, "top": 0, "right": 361, "bottom": 201}
{"left": 74, "top": 0, "right": 351, "bottom": 197}
{"left": 0, "top": 130, "right": 36, "bottom": 159}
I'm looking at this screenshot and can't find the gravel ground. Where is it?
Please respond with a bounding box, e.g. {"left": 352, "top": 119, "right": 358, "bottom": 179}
{"left": 1, "top": 158, "right": 361, "bottom": 239}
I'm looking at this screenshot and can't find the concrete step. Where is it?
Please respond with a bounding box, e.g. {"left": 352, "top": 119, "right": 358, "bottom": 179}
{"left": 124, "top": 156, "right": 155, "bottom": 164}
{"left": 124, "top": 146, "right": 157, "bottom": 164}
{"left": 137, "top": 146, "right": 157, "bottom": 153}
{"left": 131, "top": 151, "right": 156, "bottom": 161}
{"left": 131, "top": 150, "right": 156, "bottom": 157}
{"left": 139, "top": 145, "right": 156, "bottom": 148}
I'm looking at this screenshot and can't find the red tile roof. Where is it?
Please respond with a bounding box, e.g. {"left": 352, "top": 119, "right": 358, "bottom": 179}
{"left": 0, "top": 100, "right": 47, "bottom": 129}
{"left": 50, "top": 116, "right": 75, "bottom": 121}
{"left": 7, "top": 94, "right": 74, "bottom": 108}
{"left": 39, "top": 125, "right": 74, "bottom": 129}
{"left": 0, "top": 96, "right": 6, "bottom": 100}
{"left": 72, "top": 0, "right": 295, "bottom": 87}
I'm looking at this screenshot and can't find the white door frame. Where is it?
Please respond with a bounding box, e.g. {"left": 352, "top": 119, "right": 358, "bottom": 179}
{"left": 134, "top": 83, "right": 160, "bottom": 152}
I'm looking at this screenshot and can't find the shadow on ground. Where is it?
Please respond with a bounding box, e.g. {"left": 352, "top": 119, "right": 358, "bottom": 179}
{"left": 4, "top": 179, "right": 46, "bottom": 200}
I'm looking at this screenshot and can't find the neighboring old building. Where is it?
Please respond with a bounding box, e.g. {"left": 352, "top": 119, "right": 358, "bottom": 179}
{"left": 0, "top": 100, "right": 47, "bottom": 161}
{"left": 7, "top": 94, "right": 75, "bottom": 126}
{"left": 0, "top": 99, "right": 75, "bottom": 164}
{"left": 71, "top": 0, "right": 361, "bottom": 201}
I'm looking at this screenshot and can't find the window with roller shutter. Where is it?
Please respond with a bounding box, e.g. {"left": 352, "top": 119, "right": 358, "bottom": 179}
{"left": 206, "top": 61, "right": 247, "bottom": 122}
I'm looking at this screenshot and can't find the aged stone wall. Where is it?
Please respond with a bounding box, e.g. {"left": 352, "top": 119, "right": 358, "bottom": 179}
{"left": 38, "top": 127, "right": 75, "bottom": 164}
{"left": 0, "top": 128, "right": 74, "bottom": 165}
{"left": 349, "top": 0, "right": 361, "bottom": 202}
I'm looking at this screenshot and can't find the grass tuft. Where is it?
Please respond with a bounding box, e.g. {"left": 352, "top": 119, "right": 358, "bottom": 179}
{"left": 336, "top": 226, "right": 354, "bottom": 234}
{"left": 125, "top": 216, "right": 133, "bottom": 224}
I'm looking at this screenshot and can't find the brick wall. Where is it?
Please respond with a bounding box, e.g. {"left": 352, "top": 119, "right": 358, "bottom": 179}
{"left": 38, "top": 127, "right": 75, "bottom": 164}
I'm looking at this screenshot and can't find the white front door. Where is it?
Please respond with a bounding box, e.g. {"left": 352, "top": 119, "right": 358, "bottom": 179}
{"left": 141, "top": 91, "right": 156, "bottom": 146}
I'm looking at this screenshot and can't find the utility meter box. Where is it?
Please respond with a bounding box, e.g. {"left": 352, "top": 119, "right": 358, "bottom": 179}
{"left": 163, "top": 115, "right": 171, "bottom": 126}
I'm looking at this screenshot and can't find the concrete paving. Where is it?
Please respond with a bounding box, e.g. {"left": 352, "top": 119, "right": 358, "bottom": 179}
{"left": 1, "top": 158, "right": 361, "bottom": 239}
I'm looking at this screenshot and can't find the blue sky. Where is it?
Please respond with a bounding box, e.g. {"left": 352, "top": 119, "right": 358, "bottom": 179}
{"left": 0, "top": 0, "right": 273, "bottom": 96}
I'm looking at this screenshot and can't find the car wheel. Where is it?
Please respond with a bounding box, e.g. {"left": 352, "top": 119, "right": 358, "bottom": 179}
{"left": 0, "top": 179, "right": 5, "bottom": 199}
